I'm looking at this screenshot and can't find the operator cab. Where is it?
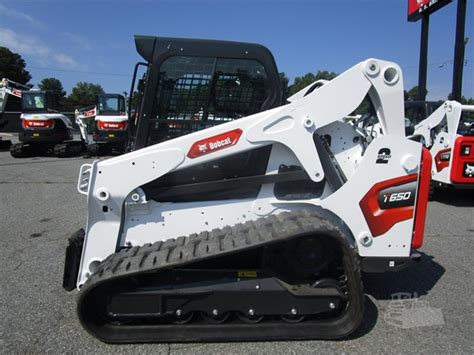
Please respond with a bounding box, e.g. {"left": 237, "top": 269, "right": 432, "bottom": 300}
{"left": 22, "top": 91, "right": 58, "bottom": 113}
{"left": 97, "top": 94, "right": 126, "bottom": 116}
{"left": 126, "top": 35, "right": 284, "bottom": 201}
{"left": 128, "top": 36, "right": 283, "bottom": 150}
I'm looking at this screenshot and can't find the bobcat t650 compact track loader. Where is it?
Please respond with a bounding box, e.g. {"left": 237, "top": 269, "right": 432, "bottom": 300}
{"left": 410, "top": 100, "right": 474, "bottom": 195}
{"left": 63, "top": 53, "right": 431, "bottom": 342}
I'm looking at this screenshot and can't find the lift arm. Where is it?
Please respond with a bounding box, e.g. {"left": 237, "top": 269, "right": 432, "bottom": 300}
{"left": 411, "top": 101, "right": 474, "bottom": 147}
{"left": 75, "top": 106, "right": 96, "bottom": 144}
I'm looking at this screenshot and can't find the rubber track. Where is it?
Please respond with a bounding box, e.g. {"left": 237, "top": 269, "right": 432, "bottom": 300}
{"left": 54, "top": 142, "right": 83, "bottom": 157}
{"left": 54, "top": 143, "right": 68, "bottom": 157}
{"left": 10, "top": 143, "right": 30, "bottom": 158}
{"left": 78, "top": 208, "right": 364, "bottom": 343}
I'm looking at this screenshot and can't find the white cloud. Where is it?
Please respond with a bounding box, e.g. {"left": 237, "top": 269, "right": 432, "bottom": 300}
{"left": 0, "top": 4, "right": 45, "bottom": 29}
{"left": 0, "top": 28, "right": 80, "bottom": 69}
{"left": 54, "top": 53, "right": 78, "bottom": 67}
{"left": 62, "top": 32, "right": 93, "bottom": 51}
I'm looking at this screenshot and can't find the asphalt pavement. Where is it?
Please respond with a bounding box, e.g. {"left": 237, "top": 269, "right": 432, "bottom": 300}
{"left": 0, "top": 150, "right": 472, "bottom": 353}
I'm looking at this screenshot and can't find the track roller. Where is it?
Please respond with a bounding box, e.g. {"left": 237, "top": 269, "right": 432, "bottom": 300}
{"left": 237, "top": 311, "right": 264, "bottom": 324}
{"left": 171, "top": 311, "right": 194, "bottom": 324}
{"left": 201, "top": 311, "right": 231, "bottom": 324}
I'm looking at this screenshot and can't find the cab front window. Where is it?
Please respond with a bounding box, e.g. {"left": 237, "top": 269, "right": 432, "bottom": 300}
{"left": 22, "top": 93, "right": 46, "bottom": 111}
{"left": 98, "top": 96, "right": 125, "bottom": 114}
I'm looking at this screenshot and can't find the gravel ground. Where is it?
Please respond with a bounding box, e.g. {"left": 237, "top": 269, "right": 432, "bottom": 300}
{"left": 0, "top": 149, "right": 472, "bottom": 353}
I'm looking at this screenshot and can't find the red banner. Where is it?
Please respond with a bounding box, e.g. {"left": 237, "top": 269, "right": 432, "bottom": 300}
{"left": 408, "top": 0, "right": 451, "bottom": 22}
{"left": 84, "top": 107, "right": 96, "bottom": 117}
{"left": 11, "top": 89, "right": 22, "bottom": 97}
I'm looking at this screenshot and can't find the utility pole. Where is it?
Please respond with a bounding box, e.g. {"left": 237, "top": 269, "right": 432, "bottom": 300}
{"left": 418, "top": 14, "right": 430, "bottom": 100}
{"left": 408, "top": 0, "right": 452, "bottom": 101}
{"left": 451, "top": 0, "right": 467, "bottom": 101}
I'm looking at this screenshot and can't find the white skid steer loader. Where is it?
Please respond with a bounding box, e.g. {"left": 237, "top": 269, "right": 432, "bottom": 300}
{"left": 63, "top": 57, "right": 431, "bottom": 343}
{"left": 410, "top": 100, "right": 474, "bottom": 197}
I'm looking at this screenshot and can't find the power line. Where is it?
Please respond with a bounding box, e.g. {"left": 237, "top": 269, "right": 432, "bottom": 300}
{"left": 401, "top": 59, "right": 472, "bottom": 70}
{"left": 27, "top": 65, "right": 132, "bottom": 77}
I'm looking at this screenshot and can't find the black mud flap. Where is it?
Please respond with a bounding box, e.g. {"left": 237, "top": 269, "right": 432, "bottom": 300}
{"left": 63, "top": 229, "right": 85, "bottom": 291}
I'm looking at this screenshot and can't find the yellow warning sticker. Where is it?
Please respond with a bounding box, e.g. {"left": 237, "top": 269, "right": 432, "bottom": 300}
{"left": 238, "top": 270, "right": 257, "bottom": 278}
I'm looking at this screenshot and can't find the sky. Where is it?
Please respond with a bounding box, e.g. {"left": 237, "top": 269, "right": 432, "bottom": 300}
{"left": 0, "top": 0, "right": 473, "bottom": 100}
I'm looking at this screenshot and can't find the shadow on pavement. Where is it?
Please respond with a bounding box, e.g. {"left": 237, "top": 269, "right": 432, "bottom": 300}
{"left": 347, "top": 295, "right": 378, "bottom": 339}
{"left": 362, "top": 252, "right": 445, "bottom": 300}
{"left": 432, "top": 188, "right": 474, "bottom": 207}
{"left": 0, "top": 156, "right": 89, "bottom": 167}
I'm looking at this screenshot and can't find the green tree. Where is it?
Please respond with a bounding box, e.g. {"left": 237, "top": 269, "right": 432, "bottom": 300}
{"left": 448, "top": 95, "right": 474, "bottom": 119}
{"left": 279, "top": 72, "right": 289, "bottom": 99}
{"left": 0, "top": 47, "right": 32, "bottom": 84}
{"left": 38, "top": 78, "right": 66, "bottom": 98}
{"left": 38, "top": 78, "right": 67, "bottom": 109}
{"left": 404, "top": 86, "right": 421, "bottom": 101}
{"left": 313, "top": 70, "right": 338, "bottom": 82}
{"left": 67, "top": 82, "right": 105, "bottom": 109}
{"left": 288, "top": 70, "right": 337, "bottom": 96}
{"left": 447, "top": 93, "right": 474, "bottom": 105}
{"left": 288, "top": 73, "right": 315, "bottom": 96}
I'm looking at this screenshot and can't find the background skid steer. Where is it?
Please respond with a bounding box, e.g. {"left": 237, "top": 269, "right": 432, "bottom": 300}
{"left": 63, "top": 49, "right": 431, "bottom": 342}
{"left": 409, "top": 100, "right": 474, "bottom": 197}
